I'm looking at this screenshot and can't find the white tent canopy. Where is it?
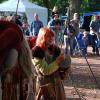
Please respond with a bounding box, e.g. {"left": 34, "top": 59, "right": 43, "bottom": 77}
{"left": 0, "top": 0, "right": 48, "bottom": 26}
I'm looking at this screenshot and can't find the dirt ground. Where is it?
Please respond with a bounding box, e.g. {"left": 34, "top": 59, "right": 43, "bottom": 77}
{"left": 64, "top": 47, "right": 100, "bottom": 100}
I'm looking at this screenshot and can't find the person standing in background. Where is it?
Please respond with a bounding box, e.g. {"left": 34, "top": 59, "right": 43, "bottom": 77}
{"left": 31, "top": 13, "right": 43, "bottom": 36}
{"left": 48, "top": 14, "right": 62, "bottom": 45}
{"left": 69, "top": 13, "right": 80, "bottom": 56}
{"left": 90, "top": 15, "right": 100, "bottom": 39}
{"left": 90, "top": 15, "right": 100, "bottom": 55}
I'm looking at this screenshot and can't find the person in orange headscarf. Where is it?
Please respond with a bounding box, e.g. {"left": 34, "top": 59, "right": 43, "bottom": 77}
{"left": 32, "top": 27, "right": 71, "bottom": 100}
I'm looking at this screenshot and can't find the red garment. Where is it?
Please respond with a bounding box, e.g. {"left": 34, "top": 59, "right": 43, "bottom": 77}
{"left": 27, "top": 36, "right": 37, "bottom": 49}
{"left": 0, "top": 21, "right": 23, "bottom": 65}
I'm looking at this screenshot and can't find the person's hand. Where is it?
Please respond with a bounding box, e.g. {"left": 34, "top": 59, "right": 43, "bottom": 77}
{"left": 59, "top": 67, "right": 71, "bottom": 80}
{"left": 56, "top": 53, "right": 64, "bottom": 65}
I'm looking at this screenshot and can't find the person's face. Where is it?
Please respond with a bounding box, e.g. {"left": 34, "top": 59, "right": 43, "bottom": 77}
{"left": 45, "top": 34, "right": 55, "bottom": 47}
{"left": 83, "top": 31, "right": 88, "bottom": 37}
{"left": 94, "top": 16, "right": 98, "bottom": 21}
{"left": 34, "top": 15, "right": 38, "bottom": 20}
{"left": 54, "top": 15, "right": 59, "bottom": 20}
{"left": 74, "top": 14, "right": 79, "bottom": 20}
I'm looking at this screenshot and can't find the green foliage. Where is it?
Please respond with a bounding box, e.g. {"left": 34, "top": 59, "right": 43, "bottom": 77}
{"left": 1, "top": 0, "right": 99, "bottom": 19}
{"left": 29, "top": 0, "right": 43, "bottom": 6}
{"left": 56, "top": 0, "right": 69, "bottom": 15}
{"left": 0, "top": 0, "right": 7, "bottom": 3}
{"left": 81, "top": 0, "right": 100, "bottom": 15}
{"left": 30, "top": 0, "right": 68, "bottom": 16}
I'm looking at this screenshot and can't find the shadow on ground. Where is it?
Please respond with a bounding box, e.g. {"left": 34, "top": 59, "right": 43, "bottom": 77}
{"left": 64, "top": 73, "right": 100, "bottom": 89}
{"left": 66, "top": 98, "right": 81, "bottom": 100}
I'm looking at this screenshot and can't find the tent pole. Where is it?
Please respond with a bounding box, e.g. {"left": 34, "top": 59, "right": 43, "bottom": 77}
{"left": 16, "top": 0, "right": 20, "bottom": 15}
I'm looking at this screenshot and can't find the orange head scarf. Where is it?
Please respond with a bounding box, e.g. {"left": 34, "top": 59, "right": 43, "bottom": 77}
{"left": 36, "top": 27, "right": 55, "bottom": 51}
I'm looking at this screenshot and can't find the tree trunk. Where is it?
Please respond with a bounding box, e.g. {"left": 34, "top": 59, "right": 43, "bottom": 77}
{"left": 68, "top": 0, "right": 80, "bottom": 19}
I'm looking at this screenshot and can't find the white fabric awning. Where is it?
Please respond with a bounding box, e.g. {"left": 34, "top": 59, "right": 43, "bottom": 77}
{"left": 0, "top": 0, "right": 48, "bottom": 26}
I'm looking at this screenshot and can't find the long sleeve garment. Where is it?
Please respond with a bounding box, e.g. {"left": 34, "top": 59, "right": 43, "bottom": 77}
{"left": 32, "top": 58, "right": 59, "bottom": 75}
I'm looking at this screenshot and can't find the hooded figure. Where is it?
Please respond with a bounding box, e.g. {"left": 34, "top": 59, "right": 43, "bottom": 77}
{"left": 0, "top": 21, "right": 36, "bottom": 100}
{"left": 0, "top": 21, "right": 23, "bottom": 66}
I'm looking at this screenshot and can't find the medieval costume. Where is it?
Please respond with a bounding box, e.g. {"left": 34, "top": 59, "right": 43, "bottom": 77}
{"left": 0, "top": 21, "right": 35, "bottom": 100}
{"left": 32, "top": 27, "right": 71, "bottom": 100}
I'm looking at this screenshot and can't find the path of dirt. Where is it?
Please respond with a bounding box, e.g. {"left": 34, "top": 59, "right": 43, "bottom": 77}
{"left": 64, "top": 47, "right": 100, "bottom": 100}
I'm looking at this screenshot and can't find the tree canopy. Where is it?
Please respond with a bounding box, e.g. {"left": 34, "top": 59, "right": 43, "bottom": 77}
{"left": 80, "top": 0, "right": 100, "bottom": 14}
{"left": 0, "top": 0, "right": 100, "bottom": 17}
